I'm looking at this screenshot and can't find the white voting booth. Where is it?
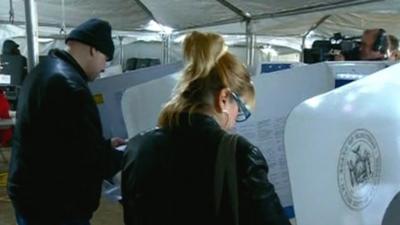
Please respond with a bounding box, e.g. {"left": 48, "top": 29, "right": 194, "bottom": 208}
{"left": 117, "top": 60, "right": 393, "bottom": 223}
{"left": 235, "top": 63, "right": 335, "bottom": 220}
{"left": 120, "top": 62, "right": 335, "bottom": 222}
{"left": 92, "top": 60, "right": 388, "bottom": 139}
{"left": 285, "top": 63, "right": 400, "bottom": 225}
{"left": 89, "top": 62, "right": 182, "bottom": 139}
{"left": 121, "top": 72, "right": 181, "bottom": 138}
{"left": 235, "top": 61, "right": 389, "bottom": 220}
{"left": 328, "top": 61, "right": 392, "bottom": 88}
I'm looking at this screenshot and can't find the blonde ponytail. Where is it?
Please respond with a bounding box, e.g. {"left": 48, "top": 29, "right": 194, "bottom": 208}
{"left": 158, "top": 31, "right": 255, "bottom": 128}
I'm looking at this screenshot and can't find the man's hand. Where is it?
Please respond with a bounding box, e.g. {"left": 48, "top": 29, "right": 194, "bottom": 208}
{"left": 111, "top": 137, "right": 126, "bottom": 148}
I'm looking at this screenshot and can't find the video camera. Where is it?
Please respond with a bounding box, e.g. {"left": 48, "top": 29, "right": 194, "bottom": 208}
{"left": 304, "top": 33, "right": 361, "bottom": 63}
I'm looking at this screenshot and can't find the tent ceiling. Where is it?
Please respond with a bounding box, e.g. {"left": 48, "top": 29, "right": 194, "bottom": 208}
{"left": 141, "top": 0, "right": 239, "bottom": 29}
{"left": 228, "top": 0, "right": 377, "bottom": 18}
{"left": 1, "top": 0, "right": 400, "bottom": 50}
{"left": 0, "top": 0, "right": 387, "bottom": 32}
{"left": 182, "top": 0, "right": 400, "bottom": 37}
{"left": 1, "top": 0, "right": 152, "bottom": 31}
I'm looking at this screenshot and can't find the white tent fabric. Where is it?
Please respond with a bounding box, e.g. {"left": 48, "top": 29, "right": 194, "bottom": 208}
{"left": 0, "top": 0, "right": 152, "bottom": 31}
{"left": 0, "top": 0, "right": 379, "bottom": 31}
{"left": 1, "top": 0, "right": 399, "bottom": 36}
{"left": 0, "top": 24, "right": 25, "bottom": 40}
{"left": 0, "top": 0, "right": 399, "bottom": 64}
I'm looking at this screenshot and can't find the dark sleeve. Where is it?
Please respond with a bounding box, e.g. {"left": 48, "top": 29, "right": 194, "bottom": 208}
{"left": 44, "top": 75, "right": 122, "bottom": 180}
{"left": 71, "top": 88, "right": 123, "bottom": 180}
{"left": 102, "top": 138, "right": 124, "bottom": 179}
{"left": 236, "top": 137, "right": 291, "bottom": 225}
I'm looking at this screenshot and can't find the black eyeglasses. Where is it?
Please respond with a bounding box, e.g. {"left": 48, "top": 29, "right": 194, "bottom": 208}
{"left": 230, "top": 91, "right": 251, "bottom": 122}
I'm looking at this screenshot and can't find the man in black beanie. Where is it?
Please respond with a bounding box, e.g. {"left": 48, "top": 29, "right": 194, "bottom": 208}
{"left": 8, "top": 18, "right": 125, "bottom": 225}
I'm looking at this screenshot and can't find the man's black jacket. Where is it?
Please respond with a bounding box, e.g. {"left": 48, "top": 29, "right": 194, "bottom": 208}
{"left": 8, "top": 49, "right": 122, "bottom": 220}
{"left": 121, "top": 113, "right": 290, "bottom": 225}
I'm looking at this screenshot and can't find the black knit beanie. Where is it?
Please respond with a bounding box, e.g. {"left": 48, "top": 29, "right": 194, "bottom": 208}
{"left": 66, "top": 18, "right": 115, "bottom": 61}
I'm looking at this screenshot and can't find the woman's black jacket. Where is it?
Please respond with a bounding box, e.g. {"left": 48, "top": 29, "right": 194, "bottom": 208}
{"left": 121, "top": 113, "right": 290, "bottom": 225}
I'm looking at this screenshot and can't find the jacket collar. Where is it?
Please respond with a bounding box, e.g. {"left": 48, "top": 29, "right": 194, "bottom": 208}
{"left": 176, "top": 112, "right": 221, "bottom": 130}
{"left": 48, "top": 49, "right": 89, "bottom": 82}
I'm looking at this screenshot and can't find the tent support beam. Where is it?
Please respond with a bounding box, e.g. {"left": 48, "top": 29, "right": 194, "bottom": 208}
{"left": 24, "top": 0, "right": 39, "bottom": 72}
{"left": 132, "top": 0, "right": 160, "bottom": 24}
{"left": 246, "top": 20, "right": 255, "bottom": 66}
{"left": 161, "top": 34, "right": 170, "bottom": 64}
{"left": 176, "top": 0, "right": 381, "bottom": 32}
{"left": 215, "top": 0, "right": 255, "bottom": 67}
{"left": 252, "top": 0, "right": 381, "bottom": 20}
{"left": 118, "top": 36, "right": 124, "bottom": 68}
{"left": 9, "top": 0, "right": 15, "bottom": 23}
{"left": 215, "top": 0, "right": 251, "bottom": 19}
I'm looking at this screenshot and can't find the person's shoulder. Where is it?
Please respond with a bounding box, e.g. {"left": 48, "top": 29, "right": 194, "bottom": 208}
{"left": 235, "top": 134, "right": 267, "bottom": 165}
{"left": 236, "top": 135, "right": 256, "bottom": 153}
{"left": 135, "top": 127, "right": 168, "bottom": 140}
{"left": 127, "top": 128, "right": 169, "bottom": 150}
{"left": 39, "top": 51, "right": 86, "bottom": 90}
{"left": 39, "top": 49, "right": 74, "bottom": 72}
{"left": 34, "top": 54, "right": 67, "bottom": 77}
{"left": 123, "top": 128, "right": 169, "bottom": 166}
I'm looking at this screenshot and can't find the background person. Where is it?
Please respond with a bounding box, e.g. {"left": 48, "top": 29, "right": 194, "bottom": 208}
{"left": 359, "top": 28, "right": 388, "bottom": 60}
{"left": 1, "top": 39, "right": 27, "bottom": 86}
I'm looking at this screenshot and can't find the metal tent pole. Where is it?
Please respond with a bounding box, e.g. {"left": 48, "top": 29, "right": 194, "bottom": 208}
{"left": 118, "top": 36, "right": 124, "bottom": 69}
{"left": 162, "top": 34, "right": 170, "bottom": 64}
{"left": 24, "top": 0, "right": 39, "bottom": 72}
{"left": 246, "top": 20, "right": 255, "bottom": 67}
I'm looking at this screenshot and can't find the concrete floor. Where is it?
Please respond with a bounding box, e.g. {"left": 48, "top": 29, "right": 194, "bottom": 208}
{"left": 0, "top": 147, "right": 124, "bottom": 225}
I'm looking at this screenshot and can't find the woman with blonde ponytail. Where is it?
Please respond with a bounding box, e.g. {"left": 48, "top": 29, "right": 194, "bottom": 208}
{"left": 121, "top": 31, "right": 290, "bottom": 225}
